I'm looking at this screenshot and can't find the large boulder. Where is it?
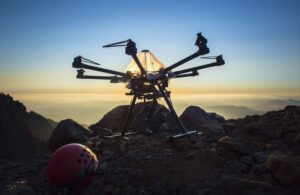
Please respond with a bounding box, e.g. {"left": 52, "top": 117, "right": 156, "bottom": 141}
{"left": 265, "top": 151, "right": 300, "bottom": 185}
{"left": 180, "top": 106, "right": 224, "bottom": 133}
{"left": 90, "top": 105, "right": 129, "bottom": 132}
{"left": 47, "top": 119, "right": 91, "bottom": 151}
{"left": 90, "top": 103, "right": 171, "bottom": 134}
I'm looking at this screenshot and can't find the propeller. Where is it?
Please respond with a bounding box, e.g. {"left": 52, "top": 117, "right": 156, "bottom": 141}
{"left": 80, "top": 56, "right": 100, "bottom": 66}
{"left": 102, "top": 39, "right": 130, "bottom": 48}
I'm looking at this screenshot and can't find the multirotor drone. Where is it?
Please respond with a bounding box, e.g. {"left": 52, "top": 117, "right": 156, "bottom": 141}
{"left": 72, "top": 33, "right": 225, "bottom": 140}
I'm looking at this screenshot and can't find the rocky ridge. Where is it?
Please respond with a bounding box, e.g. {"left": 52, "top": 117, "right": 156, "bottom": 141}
{"left": 1, "top": 96, "right": 300, "bottom": 194}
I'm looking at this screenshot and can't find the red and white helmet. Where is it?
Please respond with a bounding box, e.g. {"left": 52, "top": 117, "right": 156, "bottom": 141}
{"left": 48, "top": 143, "right": 99, "bottom": 193}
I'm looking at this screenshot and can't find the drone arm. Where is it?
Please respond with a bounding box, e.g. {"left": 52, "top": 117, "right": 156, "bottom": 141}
{"left": 131, "top": 54, "right": 146, "bottom": 76}
{"left": 72, "top": 56, "right": 127, "bottom": 77}
{"left": 76, "top": 69, "right": 128, "bottom": 83}
{"left": 173, "top": 71, "right": 199, "bottom": 78}
{"left": 164, "top": 51, "right": 204, "bottom": 72}
{"left": 172, "top": 55, "right": 225, "bottom": 76}
{"left": 164, "top": 33, "right": 210, "bottom": 72}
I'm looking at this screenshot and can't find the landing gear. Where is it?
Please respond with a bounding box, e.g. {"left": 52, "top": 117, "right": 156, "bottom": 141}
{"left": 119, "top": 84, "right": 199, "bottom": 141}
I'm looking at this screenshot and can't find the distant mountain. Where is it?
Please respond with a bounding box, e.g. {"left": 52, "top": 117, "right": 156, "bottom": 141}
{"left": 0, "top": 93, "right": 57, "bottom": 161}
{"left": 205, "top": 105, "right": 263, "bottom": 119}
{"left": 256, "top": 99, "right": 300, "bottom": 112}
{"left": 26, "top": 111, "right": 57, "bottom": 140}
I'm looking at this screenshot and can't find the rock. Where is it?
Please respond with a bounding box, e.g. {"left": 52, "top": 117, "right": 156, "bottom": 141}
{"left": 172, "top": 138, "right": 195, "bottom": 151}
{"left": 0, "top": 183, "right": 37, "bottom": 195}
{"left": 132, "top": 104, "right": 170, "bottom": 134}
{"left": 265, "top": 151, "right": 300, "bottom": 185}
{"left": 0, "top": 165, "right": 3, "bottom": 175}
{"left": 84, "top": 136, "right": 102, "bottom": 152}
{"left": 180, "top": 106, "right": 224, "bottom": 133}
{"left": 208, "top": 112, "right": 225, "bottom": 123}
{"left": 240, "top": 156, "right": 254, "bottom": 166}
{"left": 225, "top": 161, "right": 248, "bottom": 175}
{"left": 47, "top": 119, "right": 91, "bottom": 151}
{"left": 215, "top": 176, "right": 277, "bottom": 195}
{"left": 218, "top": 136, "right": 247, "bottom": 155}
{"left": 0, "top": 93, "right": 49, "bottom": 161}
{"left": 287, "top": 146, "right": 300, "bottom": 156}
{"left": 197, "top": 188, "right": 212, "bottom": 195}
{"left": 293, "top": 133, "right": 300, "bottom": 143}
{"left": 190, "top": 148, "right": 222, "bottom": 168}
{"left": 252, "top": 164, "right": 268, "bottom": 175}
{"left": 15, "top": 184, "right": 37, "bottom": 195}
{"left": 229, "top": 105, "right": 300, "bottom": 141}
{"left": 90, "top": 103, "right": 171, "bottom": 134}
{"left": 253, "top": 151, "right": 270, "bottom": 163}
{"left": 26, "top": 111, "right": 57, "bottom": 140}
{"left": 90, "top": 105, "right": 129, "bottom": 132}
{"left": 158, "top": 121, "right": 176, "bottom": 132}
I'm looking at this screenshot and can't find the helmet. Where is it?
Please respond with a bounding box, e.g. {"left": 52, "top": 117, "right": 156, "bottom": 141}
{"left": 48, "top": 143, "right": 99, "bottom": 193}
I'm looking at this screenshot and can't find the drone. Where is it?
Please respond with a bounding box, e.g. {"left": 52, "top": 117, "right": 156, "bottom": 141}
{"left": 72, "top": 33, "right": 225, "bottom": 140}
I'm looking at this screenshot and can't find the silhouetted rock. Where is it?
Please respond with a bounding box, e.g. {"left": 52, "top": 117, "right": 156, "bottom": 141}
{"left": 90, "top": 102, "right": 172, "bottom": 134}
{"left": 0, "top": 93, "right": 52, "bottom": 161}
{"left": 265, "top": 151, "right": 300, "bottom": 185}
{"left": 90, "top": 105, "right": 129, "bottom": 132}
{"left": 2, "top": 96, "right": 300, "bottom": 194}
{"left": 47, "top": 119, "right": 91, "bottom": 151}
{"left": 180, "top": 106, "right": 224, "bottom": 133}
{"left": 228, "top": 105, "right": 300, "bottom": 142}
{"left": 26, "top": 111, "right": 57, "bottom": 140}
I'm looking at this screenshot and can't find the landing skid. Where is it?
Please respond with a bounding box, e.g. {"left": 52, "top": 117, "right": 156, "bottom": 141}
{"left": 104, "top": 131, "right": 138, "bottom": 139}
{"left": 168, "top": 130, "right": 201, "bottom": 142}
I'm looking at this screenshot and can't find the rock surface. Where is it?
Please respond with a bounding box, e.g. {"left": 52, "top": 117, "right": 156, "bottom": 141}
{"left": 180, "top": 106, "right": 224, "bottom": 133}
{"left": 1, "top": 96, "right": 300, "bottom": 194}
{"left": 90, "top": 102, "right": 172, "bottom": 134}
{"left": 47, "top": 119, "right": 91, "bottom": 151}
{"left": 265, "top": 151, "right": 300, "bottom": 185}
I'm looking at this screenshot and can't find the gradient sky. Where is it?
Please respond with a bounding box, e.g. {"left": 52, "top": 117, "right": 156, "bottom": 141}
{"left": 1, "top": 0, "right": 300, "bottom": 95}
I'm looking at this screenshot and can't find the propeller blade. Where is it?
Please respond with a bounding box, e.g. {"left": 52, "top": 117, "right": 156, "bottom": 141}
{"left": 102, "top": 39, "right": 130, "bottom": 48}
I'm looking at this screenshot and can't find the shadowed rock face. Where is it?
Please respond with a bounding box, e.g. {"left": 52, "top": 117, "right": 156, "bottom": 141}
{"left": 0, "top": 93, "right": 56, "bottom": 161}
{"left": 47, "top": 119, "right": 91, "bottom": 151}
{"left": 180, "top": 106, "right": 225, "bottom": 133}
{"left": 89, "top": 102, "right": 172, "bottom": 134}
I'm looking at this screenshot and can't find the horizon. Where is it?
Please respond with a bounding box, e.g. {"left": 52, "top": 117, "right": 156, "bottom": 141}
{"left": 5, "top": 91, "right": 300, "bottom": 125}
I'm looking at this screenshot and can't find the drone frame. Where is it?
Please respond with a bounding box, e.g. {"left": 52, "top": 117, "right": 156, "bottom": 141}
{"left": 72, "top": 33, "right": 225, "bottom": 140}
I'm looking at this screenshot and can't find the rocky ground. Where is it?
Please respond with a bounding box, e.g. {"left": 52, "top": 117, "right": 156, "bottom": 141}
{"left": 1, "top": 94, "right": 300, "bottom": 194}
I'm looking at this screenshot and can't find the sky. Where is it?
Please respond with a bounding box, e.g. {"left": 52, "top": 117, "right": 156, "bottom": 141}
{"left": 0, "top": 0, "right": 300, "bottom": 95}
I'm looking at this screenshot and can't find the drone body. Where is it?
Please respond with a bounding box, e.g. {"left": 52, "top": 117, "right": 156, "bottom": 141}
{"left": 72, "top": 33, "right": 224, "bottom": 139}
